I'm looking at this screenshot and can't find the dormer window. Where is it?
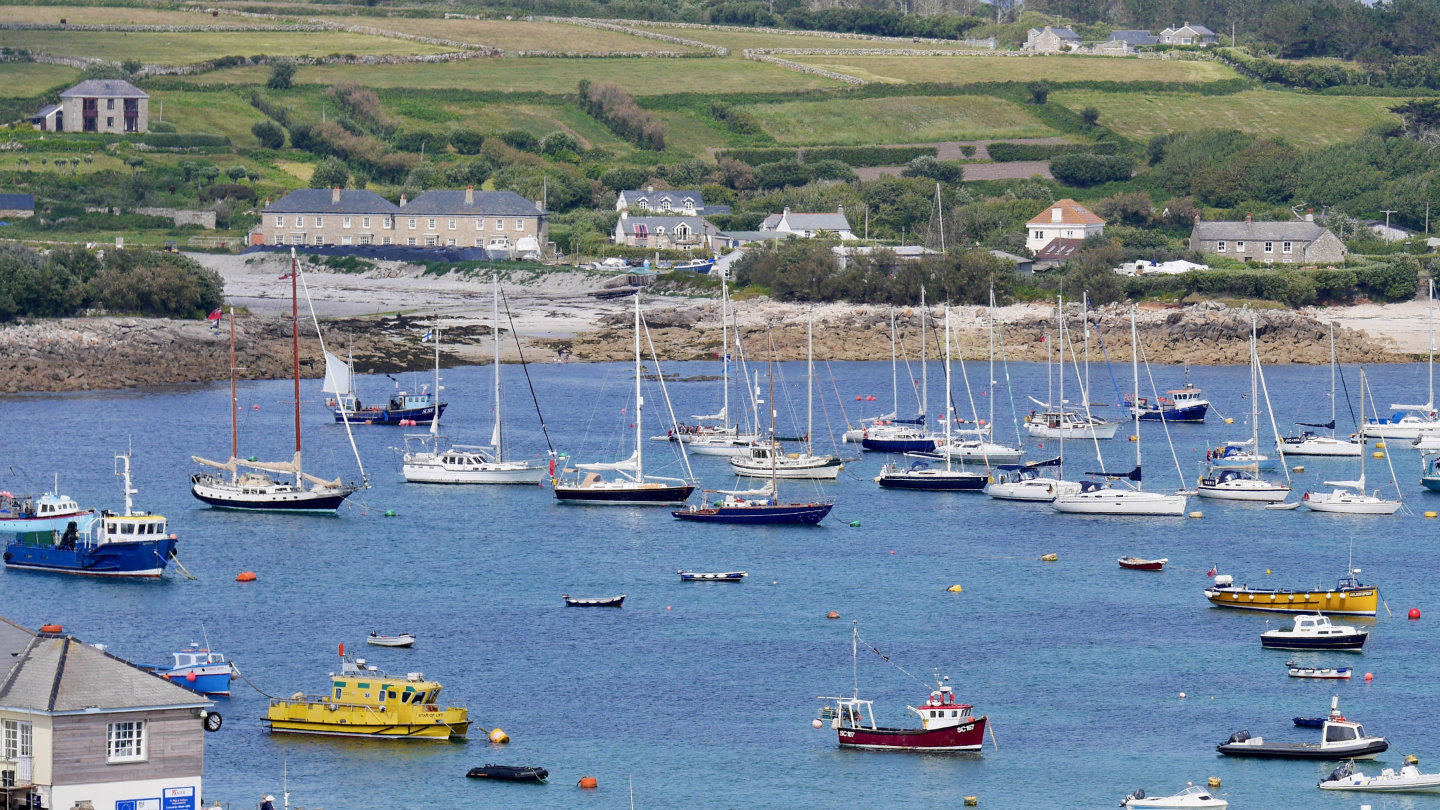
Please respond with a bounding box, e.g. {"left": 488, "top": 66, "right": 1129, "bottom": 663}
{"left": 661, "top": 199, "right": 672, "bottom": 211}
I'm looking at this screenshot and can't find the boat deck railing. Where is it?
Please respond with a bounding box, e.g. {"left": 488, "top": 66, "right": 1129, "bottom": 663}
{"left": 269, "top": 695, "right": 464, "bottom": 712}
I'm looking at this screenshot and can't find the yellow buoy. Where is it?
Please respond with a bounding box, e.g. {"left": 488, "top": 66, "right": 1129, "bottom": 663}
{"left": 1188, "top": 511, "right": 1203, "bottom": 519}
{"left": 1376, "top": 441, "right": 1387, "bottom": 449}
{"left": 489, "top": 728, "right": 510, "bottom": 744}
{"left": 1292, "top": 465, "right": 1305, "bottom": 473}
{"left": 964, "top": 798, "right": 979, "bottom": 807}
{"left": 1208, "top": 777, "right": 1221, "bottom": 788}
{"left": 1266, "top": 569, "right": 1271, "bottom": 574}
{"left": 1040, "top": 553, "right": 1058, "bottom": 562}
{"left": 1128, "top": 435, "right": 1138, "bottom": 442}
{"left": 1224, "top": 417, "right": 1234, "bottom": 424}
{"left": 1426, "top": 511, "right": 1438, "bottom": 519}
{"left": 1373, "top": 451, "right": 1385, "bottom": 459}
{"left": 947, "top": 584, "right": 964, "bottom": 593}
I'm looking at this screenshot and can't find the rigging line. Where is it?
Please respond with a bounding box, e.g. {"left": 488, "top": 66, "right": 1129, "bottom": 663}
{"left": 1085, "top": 302, "right": 1128, "bottom": 412}
{"left": 230, "top": 664, "right": 279, "bottom": 700}
{"left": 1336, "top": 361, "right": 1359, "bottom": 430}
{"left": 296, "top": 263, "right": 367, "bottom": 484}
{"left": 816, "top": 359, "right": 842, "bottom": 457}
{"left": 1361, "top": 368, "right": 1405, "bottom": 504}
{"left": 1060, "top": 307, "right": 1105, "bottom": 469}
{"left": 1254, "top": 340, "right": 1291, "bottom": 485}
{"left": 168, "top": 553, "right": 199, "bottom": 581}
{"left": 897, "top": 333, "right": 922, "bottom": 415}
{"left": 993, "top": 301, "right": 1024, "bottom": 450}
{"left": 855, "top": 633, "right": 931, "bottom": 691}
{"left": 825, "top": 358, "right": 855, "bottom": 432}
{"left": 934, "top": 309, "right": 990, "bottom": 470}
{"left": 642, "top": 315, "right": 696, "bottom": 484}
{"left": 499, "top": 286, "right": 555, "bottom": 455}
{"left": 1136, "top": 333, "right": 1185, "bottom": 488}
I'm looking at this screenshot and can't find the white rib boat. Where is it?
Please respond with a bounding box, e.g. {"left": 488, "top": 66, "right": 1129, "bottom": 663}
{"left": 1120, "top": 785, "right": 1227, "bottom": 809}
{"left": 1320, "top": 759, "right": 1440, "bottom": 792}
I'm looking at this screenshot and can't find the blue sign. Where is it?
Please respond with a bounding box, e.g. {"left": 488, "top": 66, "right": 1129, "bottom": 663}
{"left": 115, "top": 800, "right": 159, "bottom": 810}
{"left": 162, "top": 787, "right": 195, "bottom": 810}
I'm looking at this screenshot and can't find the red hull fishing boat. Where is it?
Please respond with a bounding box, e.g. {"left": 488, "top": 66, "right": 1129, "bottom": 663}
{"left": 816, "top": 622, "right": 988, "bottom": 752}
{"left": 1118, "top": 556, "right": 1168, "bottom": 571}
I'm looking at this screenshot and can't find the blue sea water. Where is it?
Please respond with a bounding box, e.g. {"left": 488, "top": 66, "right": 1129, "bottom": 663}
{"left": 3, "top": 357, "right": 1439, "bottom": 810}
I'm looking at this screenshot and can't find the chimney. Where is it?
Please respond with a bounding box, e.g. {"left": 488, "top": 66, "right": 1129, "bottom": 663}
{"left": 399, "top": 194, "right": 407, "bottom": 208}
{"left": 837, "top": 204, "right": 844, "bottom": 215}
{"left": 535, "top": 199, "right": 544, "bottom": 213}
{"left": 783, "top": 206, "right": 790, "bottom": 215}
{"left": 1193, "top": 212, "right": 1201, "bottom": 225}
{"left": 331, "top": 186, "right": 341, "bottom": 204}
{"left": 1306, "top": 208, "right": 1314, "bottom": 222}
{"left": 647, "top": 185, "right": 654, "bottom": 193}
{"left": 1051, "top": 207, "right": 1063, "bottom": 223}
{"left": 1245, "top": 212, "right": 1252, "bottom": 225}
{"left": 465, "top": 185, "right": 474, "bottom": 205}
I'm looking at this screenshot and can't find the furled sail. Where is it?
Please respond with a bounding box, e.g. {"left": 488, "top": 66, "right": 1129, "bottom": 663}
{"left": 236, "top": 452, "right": 303, "bottom": 475}
{"left": 191, "top": 456, "right": 237, "bottom": 471}
{"left": 322, "top": 351, "right": 353, "bottom": 397}
{"left": 576, "top": 450, "right": 639, "bottom": 472}
{"left": 691, "top": 406, "right": 726, "bottom": 422}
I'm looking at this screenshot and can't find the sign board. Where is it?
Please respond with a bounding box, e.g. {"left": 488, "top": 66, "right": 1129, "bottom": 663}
{"left": 163, "top": 787, "right": 196, "bottom": 810}
{"left": 115, "top": 800, "right": 159, "bottom": 810}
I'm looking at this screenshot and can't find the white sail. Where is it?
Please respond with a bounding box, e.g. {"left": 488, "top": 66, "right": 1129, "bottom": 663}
{"left": 191, "top": 456, "right": 237, "bottom": 471}
{"left": 576, "top": 450, "right": 640, "bottom": 473}
{"left": 237, "top": 452, "right": 303, "bottom": 475}
{"left": 691, "top": 406, "right": 726, "bottom": 422}
{"left": 322, "top": 351, "right": 353, "bottom": 396}
{"left": 490, "top": 417, "right": 502, "bottom": 450}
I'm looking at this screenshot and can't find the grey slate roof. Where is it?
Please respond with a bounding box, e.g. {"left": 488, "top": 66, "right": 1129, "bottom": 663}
{"left": 60, "top": 79, "right": 148, "bottom": 99}
{"left": 0, "top": 193, "right": 35, "bottom": 210}
{"left": 403, "top": 190, "right": 542, "bottom": 217}
{"left": 718, "top": 230, "right": 793, "bottom": 242}
{"left": 620, "top": 215, "right": 709, "bottom": 231}
{"left": 1049, "top": 27, "right": 1081, "bottom": 40}
{"left": 1191, "top": 221, "right": 1331, "bottom": 241}
{"left": 1110, "top": 30, "right": 1159, "bottom": 45}
{"left": 618, "top": 189, "right": 705, "bottom": 209}
{"left": 1186, "top": 24, "right": 1217, "bottom": 36}
{"left": 265, "top": 189, "right": 400, "bottom": 216}
{"left": 30, "top": 104, "right": 60, "bottom": 119}
{"left": 771, "top": 212, "right": 852, "bottom": 232}
{"left": 0, "top": 616, "right": 34, "bottom": 662}
{"left": 0, "top": 630, "right": 209, "bottom": 713}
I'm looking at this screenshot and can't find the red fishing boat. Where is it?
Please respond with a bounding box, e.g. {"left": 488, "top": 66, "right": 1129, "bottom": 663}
{"left": 1118, "top": 556, "right": 1167, "bottom": 571}
{"left": 815, "top": 623, "right": 988, "bottom": 752}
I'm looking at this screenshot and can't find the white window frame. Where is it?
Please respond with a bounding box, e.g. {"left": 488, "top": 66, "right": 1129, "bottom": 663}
{"left": 1216, "top": 241, "right": 1226, "bottom": 252}
{"left": 428, "top": 218, "right": 437, "bottom": 230}
{"left": 406, "top": 237, "right": 417, "bottom": 246}
{"left": 3, "top": 719, "right": 33, "bottom": 759}
{"left": 362, "top": 217, "right": 371, "bottom": 229}
{"left": 313, "top": 236, "right": 325, "bottom": 246}
{"left": 315, "top": 217, "right": 324, "bottom": 228}
{"left": 661, "top": 199, "right": 672, "bottom": 211}
{"left": 1264, "top": 241, "right": 1273, "bottom": 254}
{"left": 425, "top": 236, "right": 438, "bottom": 247}
{"left": 381, "top": 236, "right": 392, "bottom": 246}
{"left": 515, "top": 219, "right": 524, "bottom": 231}
{"left": 446, "top": 238, "right": 457, "bottom": 247}
{"left": 274, "top": 216, "right": 284, "bottom": 227}
{"left": 1282, "top": 241, "right": 1292, "bottom": 254}
{"left": 295, "top": 216, "right": 303, "bottom": 228}
{"left": 476, "top": 219, "right": 485, "bottom": 231}
{"left": 1236, "top": 241, "right": 1245, "bottom": 252}
{"left": 340, "top": 236, "right": 352, "bottom": 246}
{"left": 474, "top": 238, "right": 484, "bottom": 247}
{"left": 382, "top": 217, "right": 392, "bottom": 229}
{"left": 408, "top": 218, "right": 417, "bottom": 230}
{"left": 106, "top": 720, "right": 146, "bottom": 763}
{"left": 342, "top": 217, "right": 351, "bottom": 229}
{"left": 272, "top": 234, "right": 283, "bottom": 245}
{"left": 359, "top": 235, "right": 372, "bottom": 245}
{"left": 495, "top": 219, "right": 503, "bottom": 230}
{"left": 448, "top": 218, "right": 457, "bottom": 230}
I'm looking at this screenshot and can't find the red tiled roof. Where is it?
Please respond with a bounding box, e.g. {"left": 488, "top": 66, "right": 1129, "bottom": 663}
{"left": 1027, "top": 198, "right": 1106, "bottom": 227}
{"left": 1034, "top": 238, "right": 1084, "bottom": 261}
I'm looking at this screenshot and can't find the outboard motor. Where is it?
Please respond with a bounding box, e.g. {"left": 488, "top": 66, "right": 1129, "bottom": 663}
{"left": 1328, "top": 761, "right": 1353, "bottom": 782}
{"left": 1228, "top": 730, "right": 1251, "bottom": 744}
{"left": 1121, "top": 788, "right": 1146, "bottom": 806}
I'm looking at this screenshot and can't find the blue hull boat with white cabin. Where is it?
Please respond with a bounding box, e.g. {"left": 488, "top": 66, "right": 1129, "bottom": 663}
{"left": 672, "top": 258, "right": 715, "bottom": 274}
{"left": 330, "top": 390, "right": 446, "bottom": 424}
{"left": 140, "top": 646, "right": 236, "bottom": 696}
{"left": 1126, "top": 386, "right": 1210, "bottom": 422}
{"left": 3, "top": 452, "right": 177, "bottom": 578}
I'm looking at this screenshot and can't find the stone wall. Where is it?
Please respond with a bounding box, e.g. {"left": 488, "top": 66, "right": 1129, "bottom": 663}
{"left": 133, "top": 207, "right": 216, "bottom": 229}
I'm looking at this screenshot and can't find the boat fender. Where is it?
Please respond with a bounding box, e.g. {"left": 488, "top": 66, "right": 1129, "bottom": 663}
{"left": 186, "top": 671, "right": 197, "bottom": 682}
{"left": 327, "top": 703, "right": 338, "bottom": 711}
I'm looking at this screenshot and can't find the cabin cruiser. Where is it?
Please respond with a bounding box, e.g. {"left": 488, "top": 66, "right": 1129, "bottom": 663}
{"left": 1260, "top": 614, "right": 1367, "bottom": 650}
{"left": 1196, "top": 469, "right": 1290, "bottom": 502}
{"left": 1023, "top": 407, "right": 1117, "bottom": 440}
{"left": 1218, "top": 697, "right": 1386, "bottom": 759}
{"left": 729, "top": 442, "right": 842, "bottom": 480}
{"left": 1120, "top": 785, "right": 1227, "bottom": 809}
{"left": 985, "top": 458, "right": 1080, "bottom": 502}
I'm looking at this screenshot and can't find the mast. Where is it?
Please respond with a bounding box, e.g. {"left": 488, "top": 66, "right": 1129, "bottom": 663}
{"left": 769, "top": 351, "right": 778, "bottom": 495}
{"left": 1359, "top": 368, "right": 1367, "bottom": 491}
{"left": 920, "top": 286, "right": 928, "bottom": 420}
{"left": 1329, "top": 322, "right": 1337, "bottom": 438}
{"left": 1250, "top": 314, "right": 1259, "bottom": 453}
{"left": 807, "top": 306, "right": 814, "bottom": 456}
{"left": 944, "top": 304, "right": 952, "bottom": 473}
{"left": 1131, "top": 307, "right": 1141, "bottom": 489}
{"left": 1058, "top": 294, "right": 1065, "bottom": 430}
{"left": 1083, "top": 292, "right": 1091, "bottom": 405}
{"left": 229, "top": 307, "right": 237, "bottom": 461}
{"left": 635, "top": 293, "right": 643, "bottom": 483}
{"left": 291, "top": 250, "right": 301, "bottom": 483}
{"left": 492, "top": 275, "right": 503, "bottom": 460}
{"left": 987, "top": 295, "right": 995, "bottom": 438}
{"left": 722, "top": 273, "right": 730, "bottom": 432}
{"left": 890, "top": 308, "right": 898, "bottom": 416}
{"left": 429, "top": 311, "right": 441, "bottom": 439}
{"left": 1430, "top": 279, "right": 1435, "bottom": 410}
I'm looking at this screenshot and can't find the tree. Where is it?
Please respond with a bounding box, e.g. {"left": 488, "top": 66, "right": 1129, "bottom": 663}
{"left": 540, "top": 131, "right": 582, "bottom": 157}
{"left": 121, "top": 59, "right": 142, "bottom": 75}
{"left": 1027, "top": 81, "right": 1050, "bottom": 105}
{"left": 499, "top": 130, "right": 539, "bottom": 153}
{"left": 901, "top": 155, "right": 963, "bottom": 184}
{"left": 198, "top": 164, "right": 221, "bottom": 186}
{"left": 311, "top": 157, "right": 350, "bottom": 189}
{"left": 601, "top": 166, "right": 650, "bottom": 191}
{"left": 267, "top": 59, "right": 297, "bottom": 90}
{"left": 124, "top": 155, "right": 144, "bottom": 175}
{"left": 664, "top": 158, "right": 709, "bottom": 187}
{"left": 226, "top": 165, "right": 250, "bottom": 183}
{"left": 449, "top": 128, "right": 486, "bottom": 155}
{"left": 252, "top": 120, "right": 285, "bottom": 150}
{"left": 1080, "top": 106, "right": 1100, "bottom": 127}
{"left": 1064, "top": 240, "right": 1125, "bottom": 304}
{"left": 718, "top": 157, "right": 755, "bottom": 191}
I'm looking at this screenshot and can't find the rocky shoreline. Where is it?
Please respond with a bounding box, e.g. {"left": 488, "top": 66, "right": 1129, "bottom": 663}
{"left": 0, "top": 300, "right": 1410, "bottom": 395}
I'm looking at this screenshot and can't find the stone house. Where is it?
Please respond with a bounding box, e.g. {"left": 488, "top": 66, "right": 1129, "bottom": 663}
{"left": 1025, "top": 199, "right": 1106, "bottom": 253}
{"left": 33, "top": 80, "right": 149, "bottom": 134}
{"left": 616, "top": 187, "right": 708, "bottom": 216}
{"left": 1109, "top": 29, "right": 1160, "bottom": 47}
{"left": 0, "top": 617, "right": 213, "bottom": 810}
{"left": 1189, "top": 214, "right": 1348, "bottom": 264}
{"left": 1160, "top": 23, "right": 1218, "bottom": 46}
{"left": 758, "top": 207, "right": 854, "bottom": 240}
{"left": 0, "top": 194, "right": 35, "bottom": 220}
{"left": 614, "top": 212, "right": 717, "bottom": 250}
{"left": 252, "top": 187, "right": 546, "bottom": 254}
{"left": 1024, "top": 26, "right": 1082, "bottom": 53}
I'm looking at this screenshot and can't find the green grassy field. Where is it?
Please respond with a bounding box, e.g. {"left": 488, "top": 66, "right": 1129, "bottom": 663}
{"left": 0, "top": 62, "right": 81, "bottom": 96}
{"left": 746, "top": 95, "right": 1054, "bottom": 145}
{"left": 629, "top": 24, "right": 984, "bottom": 52}
{"left": 178, "top": 56, "right": 842, "bottom": 94}
{"left": 787, "top": 54, "right": 1240, "bottom": 85}
{"left": 0, "top": 5, "right": 284, "bottom": 26}
{"left": 0, "top": 30, "right": 451, "bottom": 65}
{"left": 149, "top": 89, "right": 271, "bottom": 148}
{"left": 1051, "top": 89, "right": 1410, "bottom": 148}
{"left": 326, "top": 17, "right": 703, "bottom": 53}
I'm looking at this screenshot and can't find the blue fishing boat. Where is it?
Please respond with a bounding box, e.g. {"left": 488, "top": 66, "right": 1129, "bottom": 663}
{"left": 672, "top": 257, "right": 715, "bottom": 274}
{"left": 140, "top": 646, "right": 236, "bottom": 696}
{"left": 673, "top": 491, "right": 833, "bottom": 525}
{"left": 0, "top": 490, "right": 95, "bottom": 534}
{"left": 3, "top": 452, "right": 177, "bottom": 578}
{"left": 1125, "top": 386, "right": 1210, "bottom": 422}
{"left": 329, "top": 389, "right": 446, "bottom": 424}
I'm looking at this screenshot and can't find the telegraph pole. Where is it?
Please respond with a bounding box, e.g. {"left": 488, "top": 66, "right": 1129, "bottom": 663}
{"left": 1381, "top": 209, "right": 1398, "bottom": 242}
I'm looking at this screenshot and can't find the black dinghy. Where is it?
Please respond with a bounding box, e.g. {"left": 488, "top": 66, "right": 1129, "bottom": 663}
{"left": 467, "top": 765, "right": 549, "bottom": 782}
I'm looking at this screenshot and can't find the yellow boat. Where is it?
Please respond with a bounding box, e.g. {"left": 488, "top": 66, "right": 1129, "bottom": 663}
{"left": 264, "top": 649, "right": 470, "bottom": 740}
{"left": 1203, "top": 570, "right": 1377, "bottom": 617}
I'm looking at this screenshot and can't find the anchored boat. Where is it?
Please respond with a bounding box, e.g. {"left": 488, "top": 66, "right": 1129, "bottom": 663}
{"left": 1120, "top": 785, "right": 1227, "bottom": 809}
{"left": 1218, "top": 697, "right": 1386, "bottom": 759}
{"left": 1125, "top": 385, "right": 1211, "bottom": 423}
{"left": 1203, "top": 569, "right": 1377, "bottom": 616}
{"left": 1261, "top": 614, "right": 1368, "bottom": 650}
{"left": 1320, "top": 758, "right": 1440, "bottom": 792}
{"left": 140, "top": 646, "right": 236, "bottom": 696}
{"left": 264, "top": 648, "right": 469, "bottom": 740}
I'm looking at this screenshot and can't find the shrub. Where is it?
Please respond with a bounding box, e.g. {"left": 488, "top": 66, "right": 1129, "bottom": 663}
{"left": 987, "top": 142, "right": 1115, "bottom": 161}
{"left": 206, "top": 183, "right": 257, "bottom": 204}
{"left": 808, "top": 159, "right": 857, "bottom": 182}
{"left": 707, "top": 100, "right": 763, "bottom": 135}
{"left": 541, "top": 131, "right": 582, "bottom": 156}
{"left": 0, "top": 246, "right": 221, "bottom": 321}
{"left": 499, "top": 129, "right": 540, "bottom": 153}
{"left": 754, "top": 159, "right": 811, "bottom": 190}
{"left": 1027, "top": 80, "right": 1050, "bottom": 105}
{"left": 311, "top": 157, "right": 350, "bottom": 189}
{"left": 267, "top": 59, "right": 296, "bottom": 90}
{"left": 392, "top": 129, "right": 441, "bottom": 154}
{"left": 601, "top": 166, "right": 650, "bottom": 191}
{"left": 1080, "top": 106, "right": 1100, "bottom": 127}
{"left": 901, "top": 155, "right": 963, "bottom": 184}
{"left": 449, "top": 128, "right": 486, "bottom": 155}
{"left": 1050, "top": 154, "right": 1134, "bottom": 187}
{"left": 577, "top": 80, "right": 666, "bottom": 151}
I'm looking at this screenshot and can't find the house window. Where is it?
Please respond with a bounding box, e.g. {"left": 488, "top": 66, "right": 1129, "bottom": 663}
{"left": 489, "top": 237, "right": 508, "bottom": 247}
{"left": 1282, "top": 256, "right": 1292, "bottom": 263}
{"left": 107, "top": 99, "right": 115, "bottom": 110}
{"left": 636, "top": 198, "right": 648, "bottom": 209}
{"left": 655, "top": 226, "right": 667, "bottom": 236}
{"left": 476, "top": 219, "right": 485, "bottom": 230}
{"left": 340, "top": 236, "right": 352, "bottom": 246}
{"left": 1264, "top": 241, "right": 1273, "bottom": 253}
{"left": 475, "top": 239, "right": 484, "bottom": 247}
{"left": 448, "top": 219, "right": 456, "bottom": 230}
{"left": 381, "top": 237, "right": 392, "bottom": 246}
{"left": 1236, "top": 241, "right": 1245, "bottom": 252}
{"left": 675, "top": 223, "right": 691, "bottom": 239}
{"left": 3, "top": 719, "right": 32, "bottom": 759}
{"left": 107, "top": 720, "right": 146, "bottom": 763}
{"left": 272, "top": 235, "right": 283, "bottom": 245}
{"left": 313, "top": 236, "right": 325, "bottom": 245}
{"left": 1033, "top": 230, "right": 1043, "bottom": 240}
{"left": 315, "top": 217, "right": 324, "bottom": 228}
{"left": 275, "top": 216, "right": 284, "bottom": 227}
{"left": 1283, "top": 241, "right": 1293, "bottom": 254}
{"left": 428, "top": 219, "right": 437, "bottom": 230}
{"left": 408, "top": 218, "right": 417, "bottom": 229}
{"left": 382, "top": 217, "right": 392, "bottom": 229}
{"left": 362, "top": 217, "right": 371, "bottom": 229}
{"left": 406, "top": 237, "right": 417, "bottom": 246}
{"left": 495, "top": 219, "right": 503, "bottom": 230}
{"left": 295, "top": 216, "right": 303, "bottom": 228}
{"left": 661, "top": 199, "right": 672, "bottom": 211}
{"left": 359, "top": 235, "right": 372, "bottom": 245}
{"left": 1216, "top": 241, "right": 1226, "bottom": 252}
{"left": 425, "top": 236, "right": 438, "bottom": 246}
{"left": 515, "top": 220, "right": 524, "bottom": 231}
{"left": 342, "top": 217, "right": 351, "bottom": 229}
{"left": 290, "top": 235, "right": 304, "bottom": 245}
{"left": 446, "top": 238, "right": 456, "bottom": 247}
{"left": 1065, "top": 230, "right": 1074, "bottom": 238}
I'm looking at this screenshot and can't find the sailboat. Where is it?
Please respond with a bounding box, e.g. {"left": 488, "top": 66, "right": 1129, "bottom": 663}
{"left": 730, "top": 307, "right": 843, "bottom": 479}
{"left": 931, "top": 297, "right": 1023, "bottom": 464}
{"left": 191, "top": 256, "right": 366, "bottom": 513}
{"left": 1024, "top": 298, "right": 1117, "bottom": 441}
{"left": 1198, "top": 315, "right": 1291, "bottom": 502}
{"left": 554, "top": 294, "right": 696, "bottom": 505}
{"left": 1303, "top": 369, "right": 1402, "bottom": 514}
{"left": 1362, "top": 280, "right": 1440, "bottom": 439}
{"left": 1283, "top": 322, "right": 1363, "bottom": 456}
{"left": 681, "top": 275, "right": 761, "bottom": 456}
{"left": 863, "top": 293, "right": 936, "bottom": 454}
{"left": 325, "top": 347, "right": 446, "bottom": 426}
{"left": 674, "top": 353, "right": 834, "bottom": 525}
{"left": 1052, "top": 308, "right": 1188, "bottom": 516}
{"left": 876, "top": 306, "right": 988, "bottom": 491}
{"left": 402, "top": 278, "right": 549, "bottom": 484}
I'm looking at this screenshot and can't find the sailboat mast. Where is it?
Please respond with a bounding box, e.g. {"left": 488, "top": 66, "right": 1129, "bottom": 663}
{"left": 291, "top": 251, "right": 301, "bottom": 481}
{"left": 1083, "top": 292, "right": 1091, "bottom": 404}
{"left": 1251, "top": 315, "right": 1259, "bottom": 450}
{"left": 769, "top": 353, "right": 778, "bottom": 494}
{"left": 1131, "top": 307, "right": 1141, "bottom": 487}
{"left": 635, "top": 293, "right": 643, "bottom": 482}
{"left": 920, "top": 286, "right": 928, "bottom": 419}
{"left": 229, "top": 307, "right": 237, "bottom": 460}
{"left": 890, "top": 308, "right": 898, "bottom": 416}
{"left": 1359, "top": 368, "right": 1368, "bottom": 490}
{"left": 722, "top": 274, "right": 730, "bottom": 431}
{"left": 944, "top": 305, "right": 952, "bottom": 473}
{"left": 492, "top": 276, "right": 502, "bottom": 460}
{"left": 988, "top": 298, "right": 995, "bottom": 435}
{"left": 1329, "top": 322, "right": 1337, "bottom": 438}
{"left": 1431, "top": 279, "right": 1436, "bottom": 410}
{"left": 807, "top": 306, "right": 814, "bottom": 456}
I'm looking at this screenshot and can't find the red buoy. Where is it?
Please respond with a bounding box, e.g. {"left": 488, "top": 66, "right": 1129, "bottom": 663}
{"left": 1365, "top": 672, "right": 1374, "bottom": 681}
{"left": 1410, "top": 608, "right": 1422, "bottom": 620}
{"left": 186, "top": 671, "right": 197, "bottom": 682}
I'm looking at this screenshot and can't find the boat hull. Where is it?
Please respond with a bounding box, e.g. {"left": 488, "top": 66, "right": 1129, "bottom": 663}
{"left": 1052, "top": 492, "right": 1188, "bottom": 516}
{"left": 1204, "top": 586, "right": 1378, "bottom": 617}
{"left": 1422, "top": 475, "right": 1440, "bottom": 493}
{"left": 862, "top": 437, "right": 937, "bottom": 453}
{"left": 1302, "top": 496, "right": 1401, "bottom": 515}
{"left": 3, "top": 538, "right": 176, "bottom": 578}
{"left": 553, "top": 484, "right": 694, "bottom": 505}
{"left": 191, "top": 484, "right": 352, "bottom": 513}
{"left": 1196, "top": 483, "right": 1290, "bottom": 502}
{"left": 837, "top": 715, "right": 986, "bottom": 752}
{"left": 1261, "top": 632, "right": 1367, "bottom": 650}
{"left": 334, "top": 403, "right": 446, "bottom": 424}
{"left": 402, "top": 463, "right": 548, "bottom": 484}
{"left": 266, "top": 699, "right": 469, "bottom": 740}
{"left": 687, "top": 442, "right": 753, "bottom": 457}
{"left": 1283, "top": 439, "right": 1362, "bottom": 457}
{"left": 1321, "top": 776, "right": 1440, "bottom": 791}
{"left": 154, "top": 668, "right": 233, "bottom": 696}
{"left": 1024, "top": 422, "right": 1118, "bottom": 440}
{"left": 1218, "top": 739, "right": 1387, "bottom": 759}
{"left": 1134, "top": 403, "right": 1209, "bottom": 422}
{"left": 877, "top": 473, "right": 986, "bottom": 491}
{"left": 672, "top": 503, "right": 832, "bottom": 524}
{"left": 730, "top": 457, "right": 843, "bottom": 480}
{"left": 985, "top": 479, "right": 1081, "bottom": 502}
{"left": 267, "top": 720, "right": 470, "bottom": 740}
{"left": 1118, "top": 558, "right": 1166, "bottom": 571}
{"left": 1208, "top": 456, "right": 1280, "bottom": 471}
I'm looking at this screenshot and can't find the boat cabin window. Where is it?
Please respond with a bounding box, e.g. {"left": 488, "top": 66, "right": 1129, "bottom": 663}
{"left": 108, "top": 522, "right": 117, "bottom": 534}
{"left": 1326, "top": 725, "right": 1358, "bottom": 742}
{"left": 334, "top": 687, "right": 343, "bottom": 699}
{"left": 387, "top": 690, "right": 397, "bottom": 700}
{"left": 121, "top": 523, "right": 135, "bottom": 535}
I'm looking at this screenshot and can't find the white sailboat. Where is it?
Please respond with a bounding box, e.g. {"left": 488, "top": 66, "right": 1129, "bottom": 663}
{"left": 402, "top": 277, "right": 549, "bottom": 484}
{"left": 862, "top": 292, "right": 936, "bottom": 453}
{"left": 933, "top": 297, "right": 1023, "bottom": 464}
{"left": 730, "top": 307, "right": 843, "bottom": 479}
{"left": 1363, "top": 280, "right": 1440, "bottom": 439}
{"left": 1024, "top": 298, "right": 1117, "bottom": 440}
{"left": 1304, "top": 368, "right": 1403, "bottom": 514}
{"left": 1284, "top": 322, "right": 1363, "bottom": 456}
{"left": 1053, "top": 308, "right": 1188, "bottom": 516}
{"left": 1198, "top": 315, "right": 1291, "bottom": 502}
{"left": 554, "top": 294, "right": 697, "bottom": 505}
{"left": 190, "top": 250, "right": 366, "bottom": 513}
{"left": 682, "top": 274, "right": 761, "bottom": 456}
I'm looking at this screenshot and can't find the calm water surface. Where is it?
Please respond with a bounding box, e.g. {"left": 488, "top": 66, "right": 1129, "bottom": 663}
{"left": 3, "top": 357, "right": 1439, "bottom": 810}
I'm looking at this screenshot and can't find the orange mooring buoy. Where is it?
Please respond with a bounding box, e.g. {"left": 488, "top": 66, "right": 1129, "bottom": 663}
{"left": 236, "top": 571, "right": 257, "bottom": 582}
{"left": 578, "top": 776, "right": 598, "bottom": 789}
{"left": 39, "top": 624, "right": 63, "bottom": 634}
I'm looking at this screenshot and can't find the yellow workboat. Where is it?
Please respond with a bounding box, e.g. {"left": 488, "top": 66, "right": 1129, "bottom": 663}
{"left": 264, "top": 648, "right": 470, "bottom": 740}
{"left": 1203, "top": 568, "right": 1377, "bottom": 617}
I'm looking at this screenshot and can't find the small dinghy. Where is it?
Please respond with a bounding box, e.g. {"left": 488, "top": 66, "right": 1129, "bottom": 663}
{"left": 466, "top": 764, "right": 549, "bottom": 783}
{"left": 367, "top": 632, "right": 415, "bottom": 648}
{"left": 1265, "top": 501, "right": 1301, "bottom": 510}
{"left": 1287, "top": 661, "right": 1352, "bottom": 679}
{"left": 1120, "top": 785, "right": 1227, "bottom": 809}
{"left": 1320, "top": 757, "right": 1440, "bottom": 792}
{"left": 1119, "top": 556, "right": 1167, "bottom": 571}
{"left": 679, "top": 570, "right": 747, "bottom": 582}
{"left": 563, "top": 594, "right": 625, "bottom": 607}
